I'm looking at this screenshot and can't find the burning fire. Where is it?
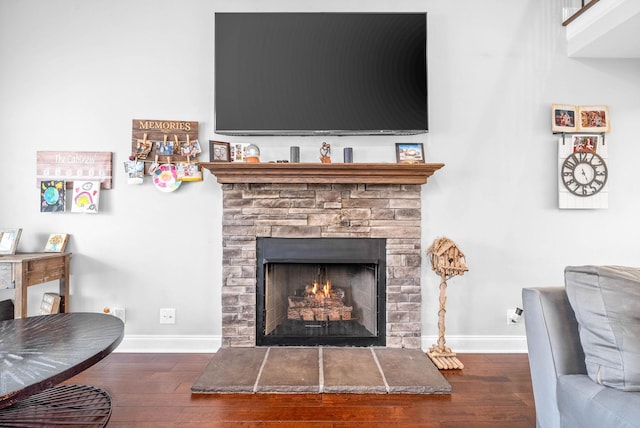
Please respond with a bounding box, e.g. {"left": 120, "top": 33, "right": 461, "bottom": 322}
{"left": 289, "top": 278, "right": 352, "bottom": 321}
{"left": 309, "top": 280, "right": 332, "bottom": 302}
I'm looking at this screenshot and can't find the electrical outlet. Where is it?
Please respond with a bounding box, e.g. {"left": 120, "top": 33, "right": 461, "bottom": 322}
{"left": 160, "top": 308, "right": 176, "bottom": 324}
{"left": 112, "top": 307, "right": 125, "bottom": 323}
{"left": 103, "top": 307, "right": 125, "bottom": 323}
{"left": 507, "top": 308, "right": 523, "bottom": 325}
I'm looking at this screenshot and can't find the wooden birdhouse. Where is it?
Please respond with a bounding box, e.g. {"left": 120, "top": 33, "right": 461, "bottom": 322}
{"left": 427, "top": 237, "right": 468, "bottom": 370}
{"left": 428, "top": 237, "right": 468, "bottom": 278}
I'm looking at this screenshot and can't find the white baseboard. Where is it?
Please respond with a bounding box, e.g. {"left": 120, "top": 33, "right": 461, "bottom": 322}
{"left": 421, "top": 335, "right": 528, "bottom": 353}
{"left": 114, "top": 335, "right": 222, "bottom": 353}
{"left": 113, "top": 334, "right": 527, "bottom": 354}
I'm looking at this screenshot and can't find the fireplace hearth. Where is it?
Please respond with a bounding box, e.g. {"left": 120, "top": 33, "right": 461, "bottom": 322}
{"left": 256, "top": 237, "right": 386, "bottom": 346}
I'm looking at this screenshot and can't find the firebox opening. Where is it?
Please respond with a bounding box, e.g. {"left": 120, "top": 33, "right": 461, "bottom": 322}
{"left": 256, "top": 237, "right": 386, "bottom": 347}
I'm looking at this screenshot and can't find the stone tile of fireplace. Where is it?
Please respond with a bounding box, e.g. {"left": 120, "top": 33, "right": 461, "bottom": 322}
{"left": 191, "top": 347, "right": 452, "bottom": 395}
{"left": 322, "top": 348, "right": 387, "bottom": 393}
{"left": 191, "top": 347, "right": 268, "bottom": 393}
{"left": 257, "top": 347, "right": 319, "bottom": 393}
{"left": 375, "top": 348, "right": 452, "bottom": 394}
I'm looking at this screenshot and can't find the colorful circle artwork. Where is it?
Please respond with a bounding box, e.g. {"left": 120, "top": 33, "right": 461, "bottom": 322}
{"left": 43, "top": 186, "right": 60, "bottom": 204}
{"left": 152, "top": 164, "right": 181, "bottom": 193}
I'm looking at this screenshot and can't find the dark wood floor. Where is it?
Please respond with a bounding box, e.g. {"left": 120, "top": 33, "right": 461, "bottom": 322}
{"left": 64, "top": 353, "right": 536, "bottom": 427}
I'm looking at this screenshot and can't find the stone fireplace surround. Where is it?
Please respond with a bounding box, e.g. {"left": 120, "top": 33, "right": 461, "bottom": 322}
{"left": 201, "top": 163, "right": 443, "bottom": 349}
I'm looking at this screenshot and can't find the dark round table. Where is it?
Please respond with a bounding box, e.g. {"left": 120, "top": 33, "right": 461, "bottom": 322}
{"left": 0, "top": 313, "right": 124, "bottom": 426}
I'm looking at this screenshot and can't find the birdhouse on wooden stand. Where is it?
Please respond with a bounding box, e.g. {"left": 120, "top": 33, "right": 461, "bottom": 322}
{"left": 427, "top": 237, "right": 468, "bottom": 370}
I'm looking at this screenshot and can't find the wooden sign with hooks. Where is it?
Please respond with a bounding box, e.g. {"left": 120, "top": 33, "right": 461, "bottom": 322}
{"left": 131, "top": 119, "right": 200, "bottom": 171}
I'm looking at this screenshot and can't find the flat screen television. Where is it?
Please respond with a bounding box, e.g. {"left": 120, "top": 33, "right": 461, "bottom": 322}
{"left": 214, "top": 13, "right": 428, "bottom": 136}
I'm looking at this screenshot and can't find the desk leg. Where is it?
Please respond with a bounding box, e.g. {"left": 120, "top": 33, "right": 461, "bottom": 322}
{"left": 13, "top": 261, "right": 27, "bottom": 319}
{"left": 58, "top": 254, "right": 70, "bottom": 313}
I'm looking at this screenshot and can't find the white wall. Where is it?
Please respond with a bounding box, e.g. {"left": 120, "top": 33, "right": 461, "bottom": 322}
{"left": 1, "top": 0, "right": 639, "bottom": 352}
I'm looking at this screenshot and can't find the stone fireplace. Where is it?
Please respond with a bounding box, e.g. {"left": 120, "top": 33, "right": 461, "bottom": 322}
{"left": 201, "top": 163, "right": 443, "bottom": 349}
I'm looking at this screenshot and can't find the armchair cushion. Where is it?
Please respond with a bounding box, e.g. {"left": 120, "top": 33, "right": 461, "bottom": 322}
{"left": 565, "top": 265, "right": 640, "bottom": 391}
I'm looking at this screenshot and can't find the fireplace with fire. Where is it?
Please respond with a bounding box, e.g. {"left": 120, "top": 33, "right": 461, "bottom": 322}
{"left": 256, "top": 237, "right": 386, "bottom": 346}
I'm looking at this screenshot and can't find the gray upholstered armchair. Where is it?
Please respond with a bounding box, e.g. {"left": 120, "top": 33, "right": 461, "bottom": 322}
{"left": 523, "top": 281, "right": 640, "bottom": 428}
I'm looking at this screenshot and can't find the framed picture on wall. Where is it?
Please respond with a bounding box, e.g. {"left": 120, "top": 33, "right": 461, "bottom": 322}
{"left": 0, "top": 228, "right": 22, "bottom": 255}
{"left": 569, "top": 134, "right": 602, "bottom": 153}
{"left": 578, "top": 105, "right": 610, "bottom": 133}
{"left": 551, "top": 104, "right": 577, "bottom": 133}
{"left": 395, "top": 143, "right": 425, "bottom": 164}
{"left": 552, "top": 104, "right": 610, "bottom": 133}
{"left": 209, "top": 141, "right": 231, "bottom": 162}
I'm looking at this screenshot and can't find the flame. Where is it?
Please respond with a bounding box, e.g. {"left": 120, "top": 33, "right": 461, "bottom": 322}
{"left": 309, "top": 280, "right": 332, "bottom": 302}
{"left": 323, "top": 280, "right": 331, "bottom": 297}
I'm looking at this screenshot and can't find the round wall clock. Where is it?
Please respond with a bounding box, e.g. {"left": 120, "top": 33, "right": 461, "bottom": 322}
{"left": 561, "top": 151, "right": 608, "bottom": 197}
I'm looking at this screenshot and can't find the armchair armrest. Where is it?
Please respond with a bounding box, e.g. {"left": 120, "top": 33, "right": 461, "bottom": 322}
{"left": 522, "top": 287, "right": 586, "bottom": 428}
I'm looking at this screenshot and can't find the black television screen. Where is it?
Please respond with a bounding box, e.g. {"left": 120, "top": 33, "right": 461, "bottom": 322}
{"left": 214, "top": 13, "right": 428, "bottom": 136}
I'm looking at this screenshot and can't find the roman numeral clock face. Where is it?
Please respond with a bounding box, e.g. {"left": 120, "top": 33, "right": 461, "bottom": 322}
{"left": 561, "top": 151, "right": 608, "bottom": 197}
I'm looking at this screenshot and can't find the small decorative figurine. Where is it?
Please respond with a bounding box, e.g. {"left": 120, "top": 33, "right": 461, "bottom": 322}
{"left": 320, "top": 142, "right": 331, "bottom": 163}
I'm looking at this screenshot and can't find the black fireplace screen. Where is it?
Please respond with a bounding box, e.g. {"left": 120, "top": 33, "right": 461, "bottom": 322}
{"left": 256, "top": 237, "right": 386, "bottom": 346}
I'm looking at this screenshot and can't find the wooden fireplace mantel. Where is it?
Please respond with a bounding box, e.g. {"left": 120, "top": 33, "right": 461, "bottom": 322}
{"left": 200, "top": 162, "right": 444, "bottom": 185}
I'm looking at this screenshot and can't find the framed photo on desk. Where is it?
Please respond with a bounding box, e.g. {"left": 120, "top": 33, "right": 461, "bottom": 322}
{"left": 44, "top": 233, "right": 69, "bottom": 253}
{"left": 0, "top": 228, "right": 22, "bottom": 255}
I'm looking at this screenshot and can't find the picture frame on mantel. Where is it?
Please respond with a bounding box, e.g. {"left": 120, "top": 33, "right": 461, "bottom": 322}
{"left": 0, "top": 228, "right": 22, "bottom": 255}
{"left": 209, "top": 141, "right": 231, "bottom": 162}
{"left": 396, "top": 143, "right": 425, "bottom": 164}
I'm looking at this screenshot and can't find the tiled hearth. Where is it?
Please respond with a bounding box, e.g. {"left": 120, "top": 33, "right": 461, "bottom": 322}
{"left": 202, "top": 163, "right": 443, "bottom": 349}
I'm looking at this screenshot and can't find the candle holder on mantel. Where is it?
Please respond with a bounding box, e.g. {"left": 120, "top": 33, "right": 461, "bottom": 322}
{"left": 427, "top": 237, "right": 468, "bottom": 370}
{"left": 245, "top": 144, "right": 261, "bottom": 163}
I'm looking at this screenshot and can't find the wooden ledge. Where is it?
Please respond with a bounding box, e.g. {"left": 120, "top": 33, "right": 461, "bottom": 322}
{"left": 200, "top": 162, "right": 444, "bottom": 185}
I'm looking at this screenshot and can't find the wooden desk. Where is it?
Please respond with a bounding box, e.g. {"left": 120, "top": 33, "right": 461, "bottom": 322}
{"left": 0, "top": 252, "right": 71, "bottom": 318}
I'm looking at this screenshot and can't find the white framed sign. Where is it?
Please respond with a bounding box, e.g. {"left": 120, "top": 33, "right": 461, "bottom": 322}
{"left": 36, "top": 151, "right": 113, "bottom": 189}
